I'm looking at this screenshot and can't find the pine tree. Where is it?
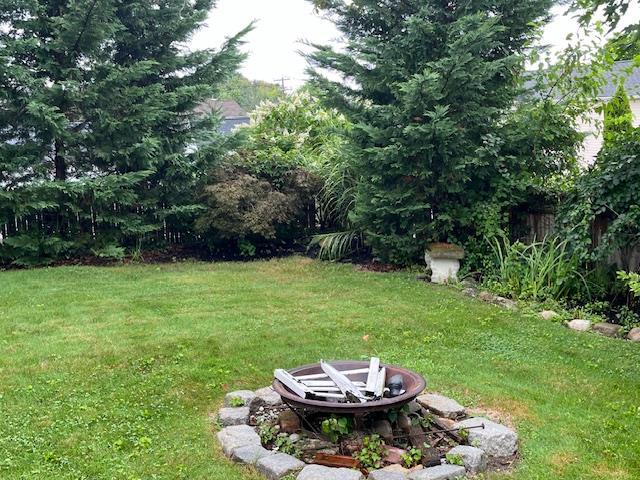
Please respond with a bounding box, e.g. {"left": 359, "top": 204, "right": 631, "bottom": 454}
{"left": 307, "top": 0, "right": 556, "bottom": 264}
{"left": 603, "top": 84, "right": 634, "bottom": 146}
{"left": 0, "top": 0, "right": 247, "bottom": 265}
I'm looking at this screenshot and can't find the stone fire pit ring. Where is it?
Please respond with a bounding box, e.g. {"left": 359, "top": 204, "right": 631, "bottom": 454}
{"left": 272, "top": 360, "right": 427, "bottom": 414}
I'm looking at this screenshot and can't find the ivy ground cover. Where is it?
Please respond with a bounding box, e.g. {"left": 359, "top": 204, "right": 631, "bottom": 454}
{"left": 0, "top": 257, "right": 638, "bottom": 479}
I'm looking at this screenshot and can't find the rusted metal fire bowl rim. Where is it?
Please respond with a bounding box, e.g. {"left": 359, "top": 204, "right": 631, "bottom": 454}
{"left": 272, "top": 360, "right": 426, "bottom": 414}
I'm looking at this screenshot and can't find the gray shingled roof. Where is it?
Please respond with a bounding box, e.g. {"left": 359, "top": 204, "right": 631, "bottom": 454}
{"left": 194, "top": 99, "right": 249, "bottom": 119}
{"left": 600, "top": 60, "right": 640, "bottom": 98}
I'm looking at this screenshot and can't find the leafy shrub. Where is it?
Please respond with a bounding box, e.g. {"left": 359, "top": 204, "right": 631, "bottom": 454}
{"left": 320, "top": 416, "right": 352, "bottom": 443}
{"left": 486, "top": 235, "right": 588, "bottom": 301}
{"left": 196, "top": 163, "right": 321, "bottom": 254}
{"left": 353, "top": 435, "right": 386, "bottom": 470}
{"left": 558, "top": 129, "right": 640, "bottom": 269}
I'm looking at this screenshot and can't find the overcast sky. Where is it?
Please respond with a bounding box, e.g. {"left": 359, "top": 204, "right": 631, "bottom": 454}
{"left": 191, "top": 1, "right": 640, "bottom": 90}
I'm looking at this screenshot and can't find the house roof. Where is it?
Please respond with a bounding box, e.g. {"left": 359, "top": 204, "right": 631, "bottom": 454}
{"left": 600, "top": 60, "right": 640, "bottom": 98}
{"left": 194, "top": 99, "right": 249, "bottom": 119}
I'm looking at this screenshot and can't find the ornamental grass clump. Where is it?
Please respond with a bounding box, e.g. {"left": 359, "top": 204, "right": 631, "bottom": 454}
{"left": 487, "top": 235, "right": 589, "bottom": 301}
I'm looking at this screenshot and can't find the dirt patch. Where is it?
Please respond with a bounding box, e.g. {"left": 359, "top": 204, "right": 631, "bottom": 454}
{"left": 467, "top": 397, "right": 537, "bottom": 427}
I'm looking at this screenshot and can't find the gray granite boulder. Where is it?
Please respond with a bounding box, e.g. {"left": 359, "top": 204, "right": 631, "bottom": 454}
{"left": 447, "top": 445, "right": 487, "bottom": 474}
{"left": 408, "top": 465, "right": 466, "bottom": 480}
{"left": 231, "top": 444, "right": 273, "bottom": 464}
{"left": 567, "top": 319, "right": 591, "bottom": 332}
{"left": 540, "top": 310, "right": 559, "bottom": 321}
{"left": 455, "top": 417, "right": 517, "bottom": 458}
{"left": 218, "top": 407, "right": 250, "bottom": 426}
{"left": 250, "top": 386, "right": 283, "bottom": 413}
{"left": 417, "top": 393, "right": 465, "bottom": 419}
{"left": 256, "top": 453, "right": 305, "bottom": 480}
{"left": 368, "top": 470, "right": 406, "bottom": 480}
{"left": 297, "top": 464, "right": 364, "bottom": 480}
{"left": 593, "top": 322, "right": 622, "bottom": 338}
{"left": 217, "top": 424, "right": 261, "bottom": 457}
{"left": 628, "top": 327, "right": 640, "bottom": 342}
{"left": 224, "top": 390, "right": 256, "bottom": 407}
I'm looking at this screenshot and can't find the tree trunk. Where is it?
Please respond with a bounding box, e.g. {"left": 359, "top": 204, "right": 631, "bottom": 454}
{"left": 54, "top": 139, "right": 66, "bottom": 181}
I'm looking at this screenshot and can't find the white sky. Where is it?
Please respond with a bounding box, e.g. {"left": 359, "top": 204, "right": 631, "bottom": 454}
{"left": 191, "top": 0, "right": 640, "bottom": 90}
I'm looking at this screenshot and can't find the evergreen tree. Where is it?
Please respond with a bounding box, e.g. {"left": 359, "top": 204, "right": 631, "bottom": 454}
{"left": 603, "top": 84, "right": 634, "bottom": 146}
{"left": 0, "top": 0, "right": 247, "bottom": 265}
{"left": 307, "top": 0, "right": 557, "bottom": 264}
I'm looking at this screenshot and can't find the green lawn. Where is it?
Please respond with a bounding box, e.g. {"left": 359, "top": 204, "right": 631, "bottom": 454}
{"left": 0, "top": 257, "right": 638, "bottom": 479}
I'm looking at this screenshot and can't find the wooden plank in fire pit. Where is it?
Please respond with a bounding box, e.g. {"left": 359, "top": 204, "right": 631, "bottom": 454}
{"left": 320, "top": 361, "right": 367, "bottom": 403}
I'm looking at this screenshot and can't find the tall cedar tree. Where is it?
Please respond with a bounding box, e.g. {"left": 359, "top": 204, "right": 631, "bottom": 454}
{"left": 307, "top": 0, "right": 556, "bottom": 264}
{"left": 603, "top": 84, "right": 634, "bottom": 146}
{"left": 0, "top": 1, "right": 246, "bottom": 265}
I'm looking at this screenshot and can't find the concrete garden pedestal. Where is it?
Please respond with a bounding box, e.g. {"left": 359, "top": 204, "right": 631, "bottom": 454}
{"left": 424, "top": 243, "right": 465, "bottom": 284}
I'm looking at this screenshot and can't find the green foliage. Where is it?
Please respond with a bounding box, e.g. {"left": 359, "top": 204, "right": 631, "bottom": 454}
{"left": 603, "top": 85, "right": 633, "bottom": 146}
{"left": 353, "top": 435, "right": 386, "bottom": 470}
{"left": 0, "top": 0, "right": 248, "bottom": 266}
{"left": 606, "top": 31, "right": 640, "bottom": 61}
{"left": 320, "top": 416, "right": 352, "bottom": 443}
{"left": 228, "top": 397, "right": 246, "bottom": 407}
{"left": 258, "top": 421, "right": 278, "bottom": 445}
{"left": 308, "top": 0, "right": 569, "bottom": 265}
{"left": 401, "top": 447, "right": 422, "bottom": 468}
{"left": 558, "top": 130, "right": 640, "bottom": 269}
{"left": 274, "top": 434, "right": 301, "bottom": 458}
{"left": 486, "top": 235, "right": 588, "bottom": 301}
{"left": 196, "top": 163, "right": 321, "bottom": 254}
{"left": 617, "top": 271, "right": 640, "bottom": 298}
{"left": 309, "top": 231, "right": 363, "bottom": 262}
{"left": 445, "top": 452, "right": 465, "bottom": 466}
{"left": 219, "top": 74, "right": 285, "bottom": 111}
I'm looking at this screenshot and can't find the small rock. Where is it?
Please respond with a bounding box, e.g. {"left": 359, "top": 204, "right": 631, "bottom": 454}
{"left": 382, "top": 464, "right": 410, "bottom": 474}
{"left": 540, "top": 310, "right": 559, "bottom": 321}
{"left": 217, "top": 425, "right": 261, "bottom": 457}
{"left": 218, "top": 407, "right": 250, "bottom": 426}
{"left": 373, "top": 419, "right": 394, "bottom": 444}
{"left": 397, "top": 412, "right": 412, "bottom": 433}
{"left": 231, "top": 444, "right": 273, "bottom": 464}
{"left": 224, "top": 390, "right": 256, "bottom": 407}
{"left": 447, "top": 445, "right": 487, "bottom": 474}
{"left": 279, "top": 409, "right": 301, "bottom": 434}
{"left": 250, "top": 386, "right": 283, "bottom": 414}
{"left": 627, "top": 327, "right": 640, "bottom": 342}
{"left": 256, "top": 453, "right": 305, "bottom": 480}
{"left": 384, "top": 446, "right": 406, "bottom": 465}
{"left": 295, "top": 437, "right": 336, "bottom": 454}
{"left": 408, "top": 464, "right": 466, "bottom": 480}
{"left": 494, "top": 296, "right": 517, "bottom": 310}
{"left": 593, "top": 322, "right": 623, "bottom": 338}
{"left": 417, "top": 393, "right": 465, "bottom": 419}
{"left": 478, "top": 291, "right": 495, "bottom": 303}
{"left": 297, "top": 464, "right": 364, "bottom": 480}
{"left": 290, "top": 433, "right": 301, "bottom": 443}
{"left": 567, "top": 319, "right": 591, "bottom": 332}
{"left": 454, "top": 417, "right": 517, "bottom": 458}
{"left": 462, "top": 287, "right": 478, "bottom": 298}
{"left": 368, "top": 470, "right": 405, "bottom": 480}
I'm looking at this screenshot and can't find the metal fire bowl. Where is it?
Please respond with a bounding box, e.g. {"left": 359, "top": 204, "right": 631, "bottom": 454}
{"left": 272, "top": 360, "right": 426, "bottom": 414}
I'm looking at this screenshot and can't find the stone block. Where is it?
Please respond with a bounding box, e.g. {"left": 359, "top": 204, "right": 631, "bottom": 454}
{"left": 455, "top": 417, "right": 517, "bottom": 458}
{"left": 217, "top": 424, "right": 261, "bottom": 457}
{"left": 224, "top": 390, "right": 256, "bottom": 407}
{"left": 297, "top": 464, "right": 364, "bottom": 480}
{"left": 231, "top": 444, "right": 273, "bottom": 464}
{"left": 408, "top": 465, "right": 466, "bottom": 480}
{"left": 218, "top": 407, "right": 250, "bottom": 426}
{"left": 447, "top": 445, "right": 487, "bottom": 474}
{"left": 417, "top": 393, "right": 465, "bottom": 419}
{"left": 256, "top": 453, "right": 305, "bottom": 480}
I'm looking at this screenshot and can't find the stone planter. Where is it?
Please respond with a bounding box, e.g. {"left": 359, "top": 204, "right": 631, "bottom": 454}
{"left": 424, "top": 243, "right": 464, "bottom": 284}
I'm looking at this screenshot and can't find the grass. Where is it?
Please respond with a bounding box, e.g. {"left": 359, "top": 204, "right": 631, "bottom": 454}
{"left": 0, "top": 256, "right": 639, "bottom": 479}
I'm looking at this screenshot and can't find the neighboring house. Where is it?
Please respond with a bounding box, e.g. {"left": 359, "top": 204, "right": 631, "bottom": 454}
{"left": 579, "top": 60, "right": 640, "bottom": 166}
{"left": 194, "top": 99, "right": 250, "bottom": 134}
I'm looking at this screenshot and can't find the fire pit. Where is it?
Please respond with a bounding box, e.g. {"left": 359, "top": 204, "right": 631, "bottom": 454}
{"left": 272, "top": 360, "right": 426, "bottom": 413}
{"left": 214, "top": 359, "right": 520, "bottom": 479}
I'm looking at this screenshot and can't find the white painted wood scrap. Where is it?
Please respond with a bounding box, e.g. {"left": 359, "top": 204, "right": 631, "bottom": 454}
{"left": 274, "top": 369, "right": 311, "bottom": 399}
{"left": 320, "top": 361, "right": 367, "bottom": 403}
{"left": 365, "top": 357, "right": 380, "bottom": 395}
